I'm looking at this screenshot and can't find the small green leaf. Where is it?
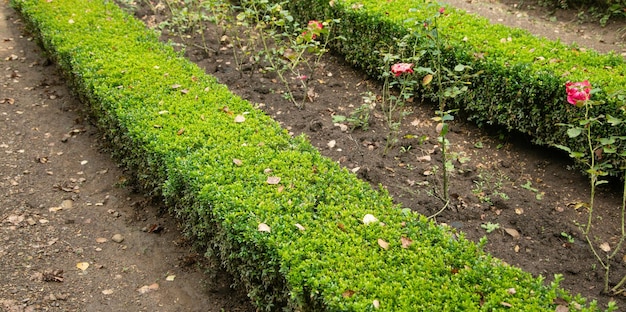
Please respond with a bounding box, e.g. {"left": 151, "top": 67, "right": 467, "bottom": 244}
{"left": 604, "top": 146, "right": 617, "bottom": 154}
{"left": 332, "top": 115, "right": 347, "bottom": 123}
{"left": 553, "top": 144, "right": 572, "bottom": 153}
{"left": 598, "top": 137, "right": 615, "bottom": 145}
{"left": 567, "top": 128, "right": 582, "bottom": 138}
{"left": 607, "top": 114, "right": 622, "bottom": 126}
{"left": 454, "top": 64, "right": 466, "bottom": 71}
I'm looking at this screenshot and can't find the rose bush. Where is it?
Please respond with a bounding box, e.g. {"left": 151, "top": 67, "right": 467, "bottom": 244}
{"left": 566, "top": 80, "right": 592, "bottom": 107}
{"left": 390, "top": 62, "right": 414, "bottom": 76}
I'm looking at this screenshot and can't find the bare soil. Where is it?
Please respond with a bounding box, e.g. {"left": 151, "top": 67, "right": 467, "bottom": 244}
{"left": 0, "top": 3, "right": 254, "bottom": 312}
{"left": 2, "top": 0, "right": 626, "bottom": 311}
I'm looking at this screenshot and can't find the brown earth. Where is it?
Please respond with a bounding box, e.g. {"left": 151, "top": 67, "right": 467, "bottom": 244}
{"left": 1, "top": 0, "right": 626, "bottom": 311}
{"left": 0, "top": 3, "right": 254, "bottom": 312}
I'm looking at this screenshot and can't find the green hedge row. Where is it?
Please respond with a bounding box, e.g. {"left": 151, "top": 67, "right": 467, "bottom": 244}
{"left": 282, "top": 0, "right": 626, "bottom": 176}
{"left": 10, "top": 0, "right": 601, "bottom": 310}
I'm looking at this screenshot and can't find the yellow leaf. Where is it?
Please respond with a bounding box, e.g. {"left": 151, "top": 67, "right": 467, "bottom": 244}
{"left": 76, "top": 262, "right": 89, "bottom": 271}
{"left": 422, "top": 74, "right": 433, "bottom": 86}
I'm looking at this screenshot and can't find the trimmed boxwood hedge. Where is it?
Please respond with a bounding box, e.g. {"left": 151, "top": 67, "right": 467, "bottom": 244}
{"left": 281, "top": 0, "right": 626, "bottom": 177}
{"left": 9, "top": 0, "right": 604, "bottom": 310}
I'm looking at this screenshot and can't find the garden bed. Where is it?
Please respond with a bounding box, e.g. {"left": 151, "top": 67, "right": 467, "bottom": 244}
{"left": 126, "top": 0, "right": 626, "bottom": 309}
{"left": 10, "top": 0, "right": 626, "bottom": 310}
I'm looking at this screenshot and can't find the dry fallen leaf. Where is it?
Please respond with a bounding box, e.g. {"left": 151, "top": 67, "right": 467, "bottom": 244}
{"left": 401, "top": 236, "right": 413, "bottom": 249}
{"left": 555, "top": 305, "right": 569, "bottom": 312}
{"left": 76, "top": 262, "right": 89, "bottom": 271}
{"left": 0, "top": 98, "right": 16, "bottom": 105}
{"left": 415, "top": 155, "right": 431, "bottom": 162}
{"left": 166, "top": 275, "right": 176, "bottom": 281}
{"left": 504, "top": 228, "right": 520, "bottom": 239}
{"left": 258, "top": 223, "right": 271, "bottom": 233}
{"left": 295, "top": 223, "right": 305, "bottom": 231}
{"left": 600, "top": 242, "right": 611, "bottom": 252}
{"left": 6, "top": 214, "right": 24, "bottom": 225}
{"left": 342, "top": 289, "right": 355, "bottom": 298}
{"left": 137, "top": 283, "right": 159, "bottom": 294}
{"left": 307, "top": 87, "right": 318, "bottom": 102}
{"left": 234, "top": 115, "right": 245, "bottom": 123}
{"left": 373, "top": 299, "right": 380, "bottom": 308}
{"left": 362, "top": 214, "right": 378, "bottom": 225}
{"left": 266, "top": 176, "right": 281, "bottom": 185}
{"left": 377, "top": 239, "right": 389, "bottom": 250}
{"left": 233, "top": 158, "right": 243, "bottom": 166}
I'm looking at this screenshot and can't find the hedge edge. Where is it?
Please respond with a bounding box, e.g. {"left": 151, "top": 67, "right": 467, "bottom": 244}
{"left": 9, "top": 0, "right": 600, "bottom": 311}
{"left": 281, "top": 0, "right": 626, "bottom": 177}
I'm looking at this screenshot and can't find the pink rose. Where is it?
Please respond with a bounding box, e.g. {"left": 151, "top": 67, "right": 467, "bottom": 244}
{"left": 439, "top": 7, "right": 445, "bottom": 14}
{"left": 565, "top": 80, "right": 591, "bottom": 106}
{"left": 308, "top": 20, "right": 323, "bottom": 31}
{"left": 391, "top": 63, "right": 414, "bottom": 77}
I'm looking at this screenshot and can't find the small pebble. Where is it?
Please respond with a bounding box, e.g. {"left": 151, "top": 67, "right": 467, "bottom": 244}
{"left": 111, "top": 234, "right": 124, "bottom": 243}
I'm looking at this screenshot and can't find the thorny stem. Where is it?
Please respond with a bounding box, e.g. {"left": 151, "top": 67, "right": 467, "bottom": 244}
{"left": 609, "top": 168, "right": 626, "bottom": 293}
{"left": 584, "top": 102, "right": 595, "bottom": 236}
{"left": 255, "top": 17, "right": 300, "bottom": 108}
{"left": 433, "top": 17, "right": 449, "bottom": 203}
{"left": 579, "top": 101, "right": 609, "bottom": 291}
{"left": 383, "top": 77, "right": 407, "bottom": 154}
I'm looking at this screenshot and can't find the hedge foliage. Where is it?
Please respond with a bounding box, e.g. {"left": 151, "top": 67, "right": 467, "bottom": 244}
{"left": 10, "top": 0, "right": 602, "bottom": 310}
{"left": 282, "top": 0, "right": 626, "bottom": 176}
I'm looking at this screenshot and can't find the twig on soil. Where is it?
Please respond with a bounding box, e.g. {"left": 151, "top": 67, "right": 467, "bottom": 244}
{"left": 428, "top": 199, "right": 450, "bottom": 220}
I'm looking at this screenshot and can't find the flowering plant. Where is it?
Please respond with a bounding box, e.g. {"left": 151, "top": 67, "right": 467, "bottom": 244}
{"left": 556, "top": 80, "right": 626, "bottom": 294}
{"left": 300, "top": 20, "right": 323, "bottom": 41}
{"left": 565, "top": 80, "right": 592, "bottom": 107}
{"left": 391, "top": 63, "right": 414, "bottom": 77}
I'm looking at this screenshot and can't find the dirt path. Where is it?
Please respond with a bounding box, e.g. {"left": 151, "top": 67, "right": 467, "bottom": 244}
{"left": 442, "top": 0, "right": 625, "bottom": 55}
{"left": 0, "top": 3, "right": 253, "bottom": 311}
